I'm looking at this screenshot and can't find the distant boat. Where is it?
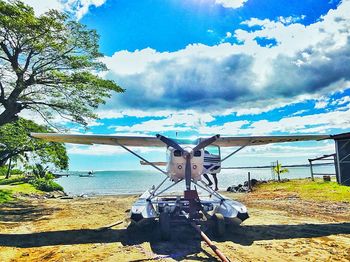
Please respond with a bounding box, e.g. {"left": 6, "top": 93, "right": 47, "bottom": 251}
{"left": 53, "top": 173, "right": 69, "bottom": 178}
{"left": 79, "top": 171, "right": 94, "bottom": 177}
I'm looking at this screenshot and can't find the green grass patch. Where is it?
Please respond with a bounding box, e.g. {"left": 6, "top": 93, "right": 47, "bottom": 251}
{"left": 257, "top": 179, "right": 350, "bottom": 202}
{"left": 0, "top": 189, "right": 13, "bottom": 204}
{"left": 1, "top": 183, "right": 43, "bottom": 195}
{"left": 0, "top": 174, "right": 63, "bottom": 197}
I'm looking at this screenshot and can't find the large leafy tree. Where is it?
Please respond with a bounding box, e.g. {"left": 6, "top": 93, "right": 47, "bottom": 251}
{"left": 0, "top": 118, "right": 68, "bottom": 177}
{"left": 0, "top": 0, "right": 123, "bottom": 127}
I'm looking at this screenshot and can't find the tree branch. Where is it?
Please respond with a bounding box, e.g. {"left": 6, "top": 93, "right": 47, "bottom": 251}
{"left": 30, "top": 106, "right": 61, "bottom": 131}
{"left": 23, "top": 49, "right": 34, "bottom": 72}
{"left": 0, "top": 55, "right": 10, "bottom": 62}
{"left": 0, "top": 42, "right": 12, "bottom": 61}
{"left": 22, "top": 100, "right": 66, "bottom": 109}
{"left": 0, "top": 80, "right": 4, "bottom": 102}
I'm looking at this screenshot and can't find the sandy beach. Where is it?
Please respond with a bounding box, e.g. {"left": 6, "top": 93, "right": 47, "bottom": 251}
{"left": 1, "top": 191, "right": 350, "bottom": 262}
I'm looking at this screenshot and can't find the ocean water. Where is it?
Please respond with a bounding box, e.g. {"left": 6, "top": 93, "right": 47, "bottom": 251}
{"left": 55, "top": 165, "right": 336, "bottom": 196}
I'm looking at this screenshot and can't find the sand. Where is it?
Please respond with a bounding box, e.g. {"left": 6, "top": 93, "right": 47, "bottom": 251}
{"left": 0, "top": 192, "right": 350, "bottom": 262}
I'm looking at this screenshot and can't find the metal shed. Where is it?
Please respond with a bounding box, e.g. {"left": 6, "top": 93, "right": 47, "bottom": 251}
{"left": 332, "top": 132, "right": 350, "bottom": 186}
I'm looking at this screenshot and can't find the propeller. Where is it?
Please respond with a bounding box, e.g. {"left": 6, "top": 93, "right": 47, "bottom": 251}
{"left": 193, "top": 135, "right": 220, "bottom": 152}
{"left": 156, "top": 134, "right": 184, "bottom": 152}
{"left": 184, "top": 152, "right": 192, "bottom": 190}
{"left": 156, "top": 134, "right": 220, "bottom": 190}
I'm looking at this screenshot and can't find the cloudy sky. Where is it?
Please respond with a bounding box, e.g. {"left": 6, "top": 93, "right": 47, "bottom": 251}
{"left": 22, "top": 0, "right": 350, "bottom": 170}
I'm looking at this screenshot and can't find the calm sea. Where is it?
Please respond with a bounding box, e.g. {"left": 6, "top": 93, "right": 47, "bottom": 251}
{"left": 55, "top": 165, "right": 335, "bottom": 196}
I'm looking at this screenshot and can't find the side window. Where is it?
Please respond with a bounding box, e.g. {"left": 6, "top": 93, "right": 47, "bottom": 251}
{"left": 205, "top": 145, "right": 220, "bottom": 156}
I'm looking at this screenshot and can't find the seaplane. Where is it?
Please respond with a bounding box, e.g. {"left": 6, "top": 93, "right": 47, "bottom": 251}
{"left": 31, "top": 132, "right": 330, "bottom": 240}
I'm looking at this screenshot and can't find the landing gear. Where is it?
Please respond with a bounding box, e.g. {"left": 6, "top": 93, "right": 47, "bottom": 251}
{"left": 159, "top": 212, "right": 171, "bottom": 240}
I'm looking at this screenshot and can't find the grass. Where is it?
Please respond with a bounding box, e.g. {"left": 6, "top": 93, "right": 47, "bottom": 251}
{"left": 0, "top": 189, "right": 13, "bottom": 204}
{"left": 0, "top": 175, "right": 44, "bottom": 204}
{"left": 256, "top": 178, "right": 350, "bottom": 202}
{"left": 0, "top": 175, "right": 27, "bottom": 185}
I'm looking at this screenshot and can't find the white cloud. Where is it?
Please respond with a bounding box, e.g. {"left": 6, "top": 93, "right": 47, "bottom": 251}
{"left": 198, "top": 120, "right": 249, "bottom": 135}
{"left": 291, "top": 109, "right": 308, "bottom": 116}
{"left": 97, "top": 109, "right": 173, "bottom": 119}
{"left": 111, "top": 111, "right": 215, "bottom": 133}
{"left": 215, "top": 0, "right": 248, "bottom": 9}
{"left": 241, "top": 108, "right": 350, "bottom": 135}
{"left": 66, "top": 0, "right": 107, "bottom": 20}
{"left": 314, "top": 97, "right": 329, "bottom": 109}
{"left": 15, "top": 0, "right": 64, "bottom": 15}
{"left": 331, "top": 96, "right": 350, "bottom": 106}
{"left": 67, "top": 144, "right": 165, "bottom": 156}
{"left": 15, "top": 0, "right": 107, "bottom": 20}
{"left": 102, "top": 1, "right": 350, "bottom": 111}
{"left": 231, "top": 142, "right": 335, "bottom": 158}
{"left": 105, "top": 103, "right": 350, "bottom": 138}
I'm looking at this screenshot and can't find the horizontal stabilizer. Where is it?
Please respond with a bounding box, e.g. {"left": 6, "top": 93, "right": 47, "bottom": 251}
{"left": 140, "top": 161, "right": 167, "bottom": 166}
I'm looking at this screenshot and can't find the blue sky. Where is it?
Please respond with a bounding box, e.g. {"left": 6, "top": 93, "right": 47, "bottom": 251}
{"left": 21, "top": 0, "right": 350, "bottom": 170}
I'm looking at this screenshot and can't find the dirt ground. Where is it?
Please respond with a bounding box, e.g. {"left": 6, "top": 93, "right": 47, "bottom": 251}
{"left": 0, "top": 192, "right": 350, "bottom": 262}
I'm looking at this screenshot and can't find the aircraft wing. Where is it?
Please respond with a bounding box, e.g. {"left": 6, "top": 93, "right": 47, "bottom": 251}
{"left": 31, "top": 133, "right": 331, "bottom": 148}
{"left": 213, "top": 134, "right": 331, "bottom": 147}
{"left": 30, "top": 133, "right": 166, "bottom": 147}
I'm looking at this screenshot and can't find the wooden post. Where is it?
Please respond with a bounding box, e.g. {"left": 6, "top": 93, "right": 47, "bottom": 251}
{"left": 309, "top": 159, "right": 314, "bottom": 181}
{"left": 333, "top": 154, "right": 339, "bottom": 183}
{"left": 277, "top": 160, "right": 281, "bottom": 182}
{"left": 189, "top": 220, "right": 230, "bottom": 262}
{"left": 248, "top": 172, "right": 251, "bottom": 191}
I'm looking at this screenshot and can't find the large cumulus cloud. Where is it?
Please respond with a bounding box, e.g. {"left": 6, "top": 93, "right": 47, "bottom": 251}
{"left": 105, "top": 52, "right": 256, "bottom": 109}
{"left": 101, "top": 0, "right": 350, "bottom": 111}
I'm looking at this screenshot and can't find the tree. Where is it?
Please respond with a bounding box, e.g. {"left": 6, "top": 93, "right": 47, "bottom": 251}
{"left": 273, "top": 161, "right": 289, "bottom": 182}
{"left": 0, "top": 118, "right": 68, "bottom": 178}
{"left": 0, "top": 0, "right": 123, "bottom": 127}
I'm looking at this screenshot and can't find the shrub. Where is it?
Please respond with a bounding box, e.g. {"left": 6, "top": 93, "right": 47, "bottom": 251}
{"left": 32, "top": 163, "right": 48, "bottom": 179}
{"left": 30, "top": 178, "right": 63, "bottom": 192}
{"left": 0, "top": 176, "right": 27, "bottom": 185}
{"left": 0, "top": 166, "right": 24, "bottom": 177}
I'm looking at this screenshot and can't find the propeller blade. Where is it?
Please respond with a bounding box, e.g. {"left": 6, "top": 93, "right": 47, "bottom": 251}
{"left": 156, "top": 134, "right": 184, "bottom": 151}
{"left": 185, "top": 154, "right": 191, "bottom": 190}
{"left": 193, "top": 134, "right": 220, "bottom": 151}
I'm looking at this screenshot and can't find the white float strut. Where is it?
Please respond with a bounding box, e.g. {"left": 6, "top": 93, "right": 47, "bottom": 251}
{"left": 151, "top": 176, "right": 169, "bottom": 197}
{"left": 191, "top": 179, "right": 225, "bottom": 201}
{"left": 148, "top": 179, "right": 183, "bottom": 200}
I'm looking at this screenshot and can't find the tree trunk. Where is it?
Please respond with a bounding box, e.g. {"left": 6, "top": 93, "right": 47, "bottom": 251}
{"left": 5, "top": 157, "right": 12, "bottom": 179}
{"left": 0, "top": 107, "right": 20, "bottom": 126}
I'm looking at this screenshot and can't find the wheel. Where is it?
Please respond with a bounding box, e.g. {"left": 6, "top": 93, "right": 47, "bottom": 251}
{"left": 213, "top": 213, "right": 225, "bottom": 237}
{"left": 159, "top": 212, "right": 171, "bottom": 240}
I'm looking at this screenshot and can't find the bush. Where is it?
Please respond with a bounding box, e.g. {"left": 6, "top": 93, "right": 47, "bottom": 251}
{"left": 0, "top": 166, "right": 24, "bottom": 177}
{"left": 0, "top": 176, "right": 27, "bottom": 185}
{"left": 30, "top": 178, "right": 63, "bottom": 192}
{"left": 31, "top": 163, "right": 48, "bottom": 179}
